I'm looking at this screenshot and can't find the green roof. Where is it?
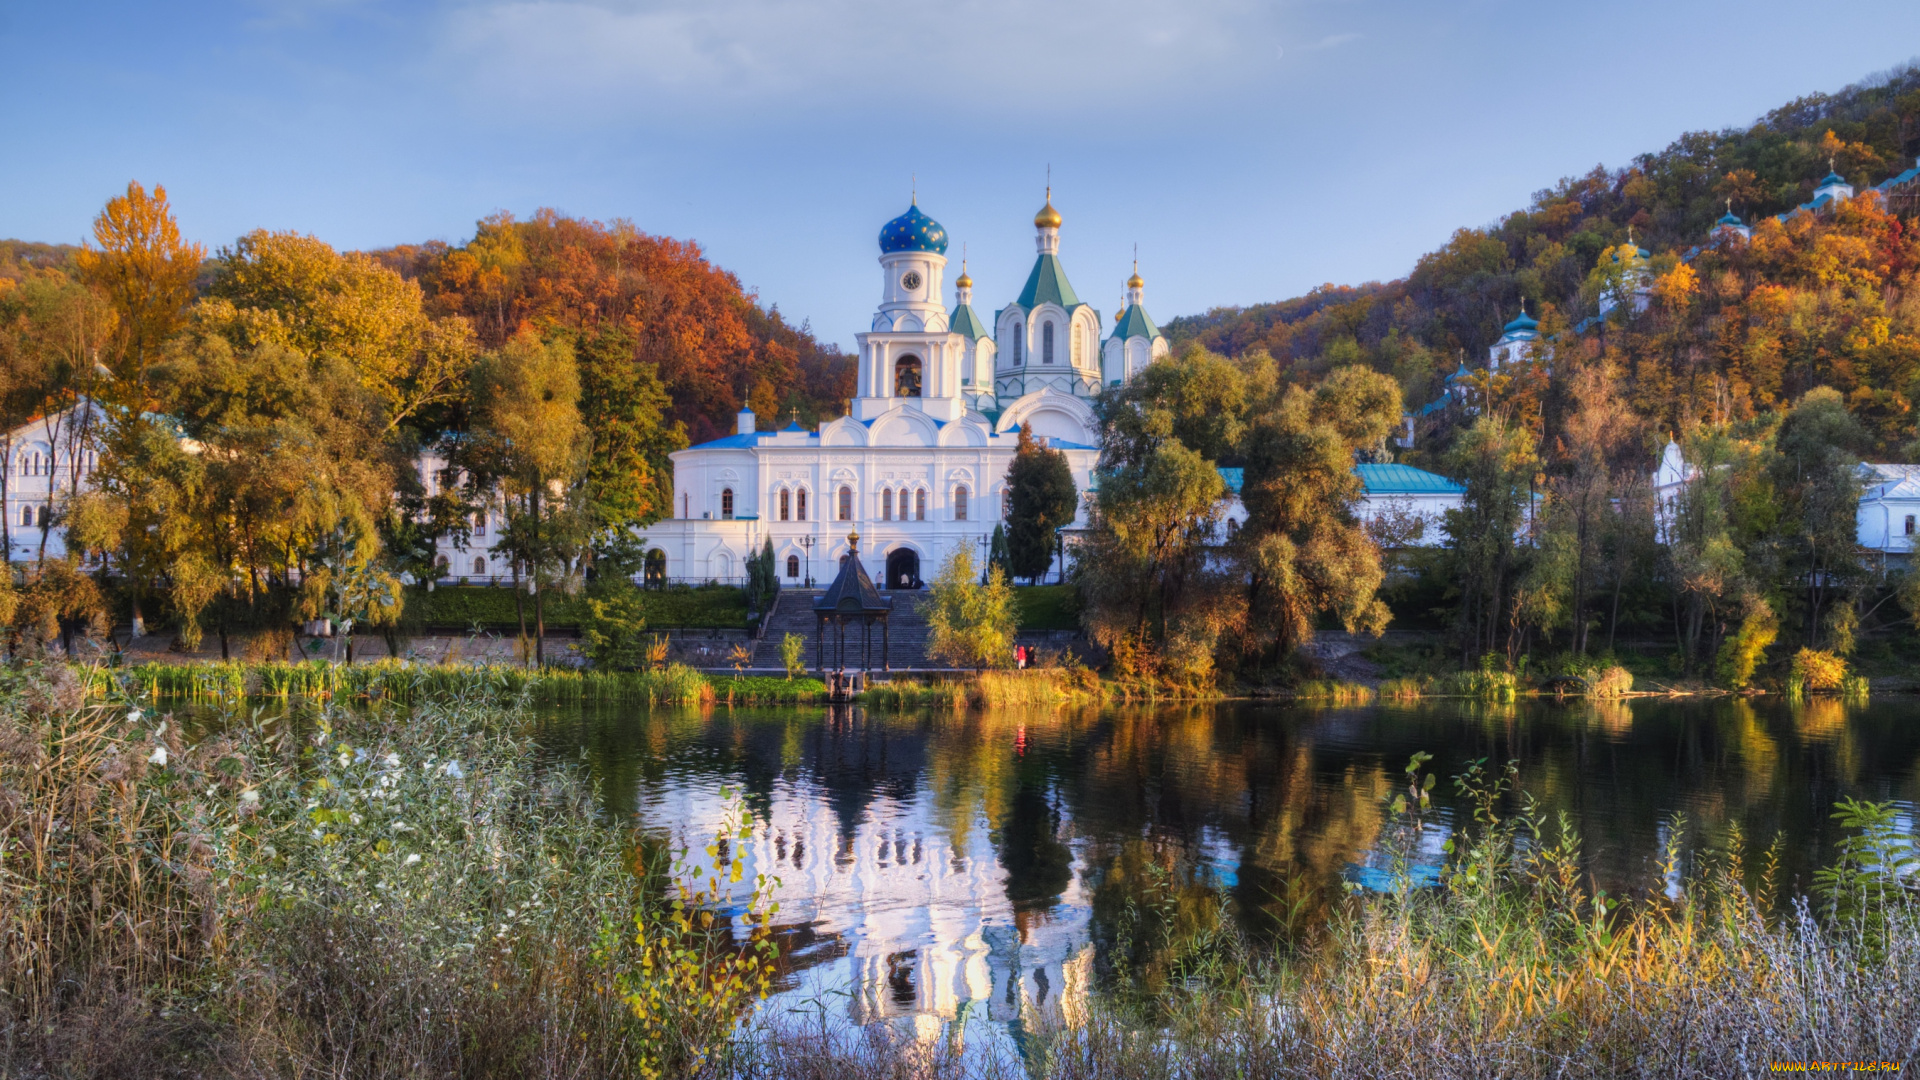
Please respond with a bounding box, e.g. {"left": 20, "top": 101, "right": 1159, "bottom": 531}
{"left": 1015, "top": 253, "right": 1082, "bottom": 311}
{"left": 1356, "top": 463, "right": 1465, "bottom": 495}
{"left": 1110, "top": 302, "right": 1161, "bottom": 342}
{"left": 950, "top": 302, "right": 989, "bottom": 341}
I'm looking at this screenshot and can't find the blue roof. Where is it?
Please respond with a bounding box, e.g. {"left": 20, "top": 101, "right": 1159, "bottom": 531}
{"left": 1500, "top": 310, "right": 1538, "bottom": 336}
{"left": 1445, "top": 364, "right": 1472, "bottom": 383}
{"left": 1356, "top": 463, "right": 1465, "bottom": 495}
{"left": 878, "top": 203, "right": 948, "bottom": 255}
{"left": 781, "top": 421, "right": 807, "bottom": 432}
{"left": 1716, "top": 210, "right": 1744, "bottom": 226}
{"left": 687, "top": 430, "right": 776, "bottom": 450}
{"left": 1818, "top": 171, "right": 1849, "bottom": 188}
{"left": 1216, "top": 467, "right": 1243, "bottom": 494}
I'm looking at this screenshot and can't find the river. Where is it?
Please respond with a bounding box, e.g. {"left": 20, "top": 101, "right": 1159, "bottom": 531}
{"left": 532, "top": 695, "right": 1920, "bottom": 1034}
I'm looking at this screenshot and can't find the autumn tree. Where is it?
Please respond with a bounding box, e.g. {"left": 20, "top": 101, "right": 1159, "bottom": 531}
{"left": 74, "top": 181, "right": 203, "bottom": 403}
{"left": 1440, "top": 415, "right": 1539, "bottom": 665}
{"left": 925, "top": 544, "right": 1016, "bottom": 672}
{"left": 204, "top": 230, "right": 475, "bottom": 434}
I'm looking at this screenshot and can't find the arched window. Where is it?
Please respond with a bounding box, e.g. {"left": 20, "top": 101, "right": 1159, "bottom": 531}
{"left": 720, "top": 488, "right": 734, "bottom": 520}
{"left": 1072, "top": 325, "right": 1081, "bottom": 364}
{"left": 786, "top": 554, "right": 800, "bottom": 578}
{"left": 434, "top": 554, "right": 449, "bottom": 573}
{"left": 1042, "top": 323, "right": 1054, "bottom": 363}
{"left": 797, "top": 489, "right": 807, "bottom": 521}
{"left": 1002, "top": 488, "right": 1010, "bottom": 519}
{"left": 894, "top": 355, "right": 923, "bottom": 397}
{"left": 882, "top": 488, "right": 893, "bottom": 520}
{"left": 473, "top": 512, "right": 487, "bottom": 536}
{"left": 838, "top": 486, "right": 852, "bottom": 521}
{"left": 954, "top": 486, "right": 969, "bottom": 521}
{"left": 780, "top": 489, "right": 790, "bottom": 521}
{"left": 1012, "top": 326, "right": 1023, "bottom": 364}
{"left": 915, "top": 489, "right": 926, "bottom": 520}
{"left": 20, "top": 505, "right": 32, "bottom": 528}
{"left": 473, "top": 556, "right": 487, "bottom": 575}
{"left": 682, "top": 493, "right": 689, "bottom": 518}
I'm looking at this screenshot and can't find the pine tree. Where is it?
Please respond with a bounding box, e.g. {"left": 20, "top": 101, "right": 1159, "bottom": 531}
{"left": 986, "top": 523, "right": 1013, "bottom": 584}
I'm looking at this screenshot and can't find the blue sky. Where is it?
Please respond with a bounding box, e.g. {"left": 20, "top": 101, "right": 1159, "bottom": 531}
{"left": 3, "top": 2, "right": 1917, "bottom": 350}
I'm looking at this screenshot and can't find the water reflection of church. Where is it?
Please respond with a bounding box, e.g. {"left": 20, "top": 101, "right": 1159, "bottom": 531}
{"left": 639, "top": 706, "right": 1096, "bottom": 1025}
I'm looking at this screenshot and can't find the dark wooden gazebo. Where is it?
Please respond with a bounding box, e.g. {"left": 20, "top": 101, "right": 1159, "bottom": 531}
{"left": 814, "top": 530, "right": 893, "bottom": 675}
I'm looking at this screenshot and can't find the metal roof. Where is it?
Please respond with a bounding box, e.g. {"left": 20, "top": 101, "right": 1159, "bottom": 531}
{"left": 1356, "top": 463, "right": 1466, "bottom": 495}
{"left": 1014, "top": 253, "right": 1084, "bottom": 311}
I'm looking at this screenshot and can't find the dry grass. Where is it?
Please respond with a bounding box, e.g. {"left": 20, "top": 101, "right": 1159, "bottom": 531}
{"left": 0, "top": 664, "right": 772, "bottom": 1080}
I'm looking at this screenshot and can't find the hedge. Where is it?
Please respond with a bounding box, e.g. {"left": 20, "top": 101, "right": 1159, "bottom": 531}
{"left": 403, "top": 584, "right": 749, "bottom": 631}
{"left": 1013, "top": 584, "right": 1081, "bottom": 632}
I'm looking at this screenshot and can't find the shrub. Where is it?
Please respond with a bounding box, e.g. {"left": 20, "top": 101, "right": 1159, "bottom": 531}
{"left": 1792, "top": 647, "right": 1847, "bottom": 690}
{"left": 1, "top": 668, "right": 778, "bottom": 1078}
{"left": 1715, "top": 602, "right": 1778, "bottom": 689}
{"left": 1584, "top": 665, "right": 1633, "bottom": 697}
{"left": 779, "top": 633, "right": 805, "bottom": 679}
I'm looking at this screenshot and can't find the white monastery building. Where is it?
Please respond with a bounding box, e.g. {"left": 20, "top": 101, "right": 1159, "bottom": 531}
{"left": 628, "top": 193, "right": 1166, "bottom": 589}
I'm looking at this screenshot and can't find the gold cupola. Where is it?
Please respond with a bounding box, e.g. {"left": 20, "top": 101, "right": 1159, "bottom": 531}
{"left": 1034, "top": 187, "right": 1062, "bottom": 229}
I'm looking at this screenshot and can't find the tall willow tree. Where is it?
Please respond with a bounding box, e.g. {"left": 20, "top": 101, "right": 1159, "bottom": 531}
{"left": 466, "top": 330, "right": 586, "bottom": 665}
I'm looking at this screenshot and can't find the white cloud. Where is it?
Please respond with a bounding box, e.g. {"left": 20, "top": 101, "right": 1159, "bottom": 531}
{"left": 1308, "top": 32, "right": 1359, "bottom": 50}
{"left": 432, "top": 0, "right": 1293, "bottom": 118}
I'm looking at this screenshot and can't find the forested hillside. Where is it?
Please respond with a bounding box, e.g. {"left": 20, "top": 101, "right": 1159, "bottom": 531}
{"left": 370, "top": 212, "right": 854, "bottom": 445}
{"left": 1166, "top": 63, "right": 1920, "bottom": 452}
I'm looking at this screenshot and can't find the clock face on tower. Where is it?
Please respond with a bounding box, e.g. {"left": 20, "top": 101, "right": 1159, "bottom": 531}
{"left": 900, "top": 271, "right": 923, "bottom": 292}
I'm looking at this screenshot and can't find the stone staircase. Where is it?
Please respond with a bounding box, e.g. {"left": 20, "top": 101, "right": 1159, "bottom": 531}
{"left": 751, "top": 588, "right": 943, "bottom": 671}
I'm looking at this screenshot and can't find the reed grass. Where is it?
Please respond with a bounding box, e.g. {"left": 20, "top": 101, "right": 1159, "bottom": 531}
{"left": 1288, "top": 679, "right": 1377, "bottom": 703}
{"left": 103, "top": 658, "right": 827, "bottom": 707}
{"left": 857, "top": 669, "right": 1103, "bottom": 710}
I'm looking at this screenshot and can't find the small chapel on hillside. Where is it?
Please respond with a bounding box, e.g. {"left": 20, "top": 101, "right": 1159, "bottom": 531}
{"left": 630, "top": 193, "right": 1168, "bottom": 590}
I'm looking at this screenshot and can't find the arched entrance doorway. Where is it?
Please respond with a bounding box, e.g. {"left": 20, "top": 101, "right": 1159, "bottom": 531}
{"left": 643, "top": 549, "right": 666, "bottom": 588}
{"left": 885, "top": 548, "right": 921, "bottom": 590}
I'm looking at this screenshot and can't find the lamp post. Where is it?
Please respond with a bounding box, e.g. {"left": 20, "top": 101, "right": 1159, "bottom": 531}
{"left": 799, "top": 534, "right": 815, "bottom": 587}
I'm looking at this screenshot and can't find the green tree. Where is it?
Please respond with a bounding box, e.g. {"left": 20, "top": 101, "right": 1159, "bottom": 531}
{"left": 1079, "top": 440, "right": 1227, "bottom": 680}
{"left": 925, "top": 544, "right": 1016, "bottom": 672}
{"left": 466, "top": 330, "right": 587, "bottom": 665}
{"left": 577, "top": 327, "right": 687, "bottom": 530}
{"left": 986, "top": 523, "right": 1013, "bottom": 584}
{"left": 1005, "top": 423, "right": 1077, "bottom": 584}
{"left": 1234, "top": 366, "right": 1400, "bottom": 665}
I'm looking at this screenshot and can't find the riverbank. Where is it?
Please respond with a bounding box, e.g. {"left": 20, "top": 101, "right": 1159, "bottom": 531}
{"left": 6, "top": 668, "right": 1914, "bottom": 1078}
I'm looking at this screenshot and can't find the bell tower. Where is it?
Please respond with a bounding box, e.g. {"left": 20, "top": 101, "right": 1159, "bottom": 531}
{"left": 853, "top": 200, "right": 968, "bottom": 422}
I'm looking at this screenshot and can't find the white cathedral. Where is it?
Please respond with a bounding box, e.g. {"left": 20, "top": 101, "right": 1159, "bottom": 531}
{"left": 632, "top": 193, "right": 1168, "bottom": 590}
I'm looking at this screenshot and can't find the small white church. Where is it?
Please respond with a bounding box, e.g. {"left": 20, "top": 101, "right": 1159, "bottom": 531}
{"left": 629, "top": 193, "right": 1168, "bottom": 590}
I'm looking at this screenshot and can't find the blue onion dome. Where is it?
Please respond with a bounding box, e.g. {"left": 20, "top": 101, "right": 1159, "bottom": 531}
{"left": 1502, "top": 309, "right": 1539, "bottom": 335}
{"left": 1717, "top": 209, "right": 1744, "bottom": 226}
{"left": 879, "top": 202, "right": 949, "bottom": 254}
{"left": 1820, "top": 170, "right": 1848, "bottom": 187}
